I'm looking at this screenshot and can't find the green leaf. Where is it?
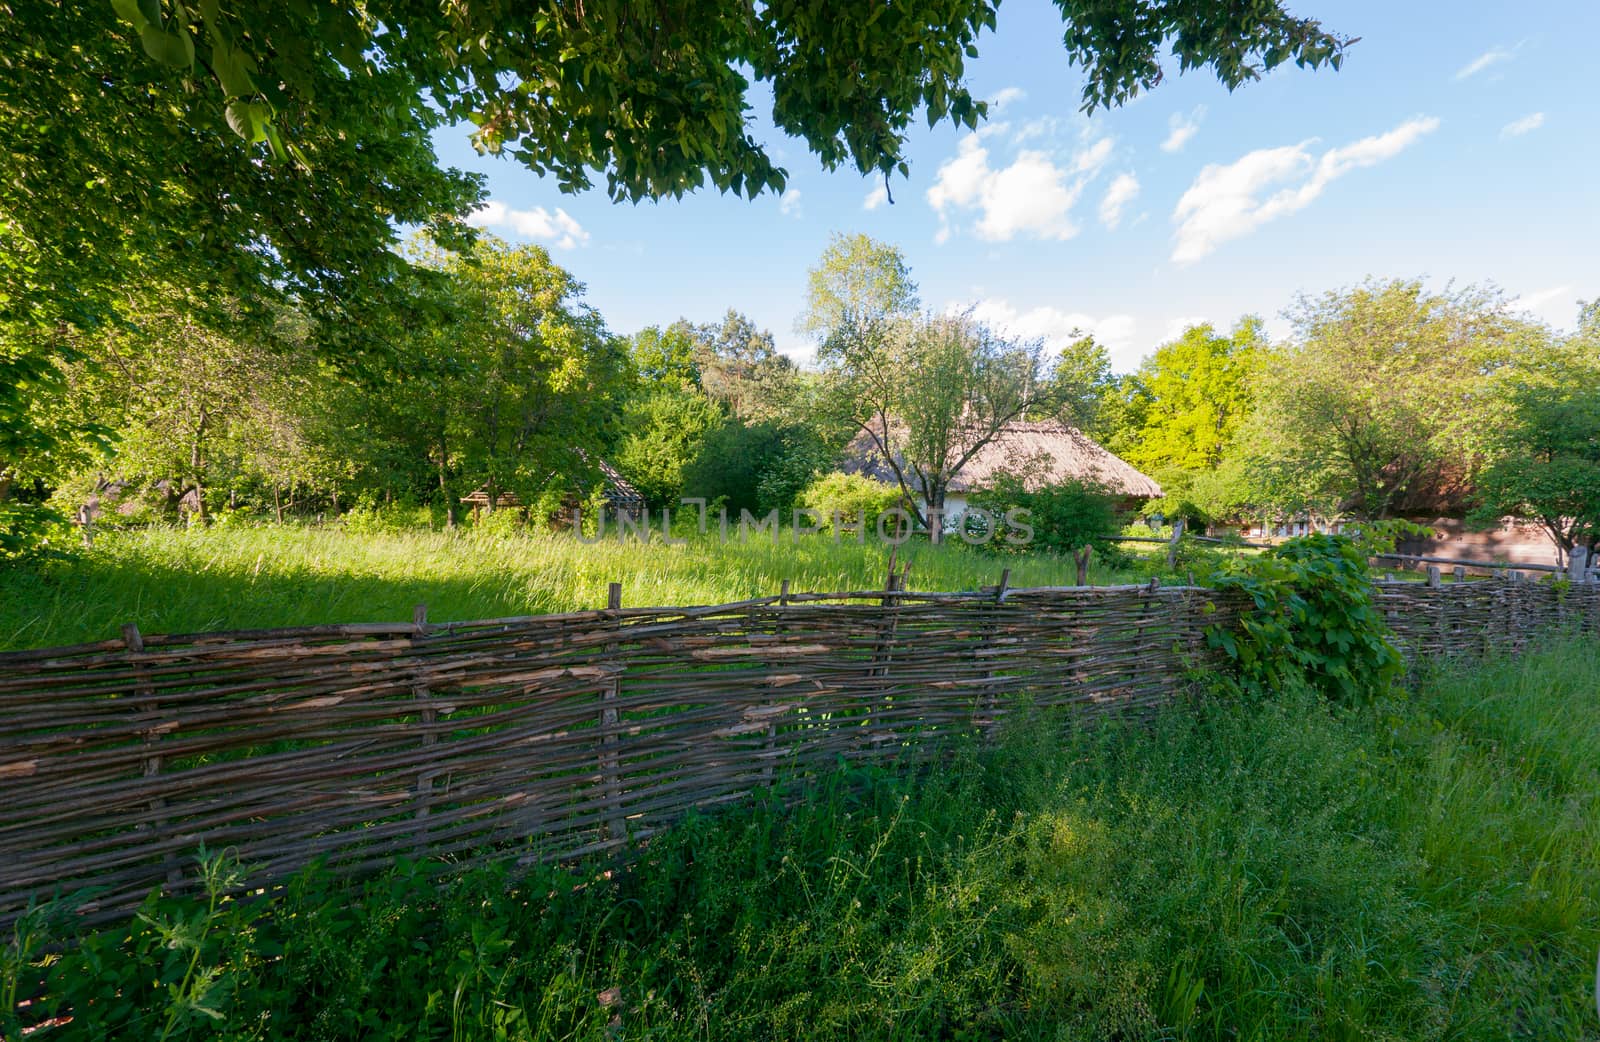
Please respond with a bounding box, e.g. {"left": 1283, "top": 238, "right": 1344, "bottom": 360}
{"left": 110, "top": 0, "right": 150, "bottom": 29}
{"left": 139, "top": 25, "right": 195, "bottom": 69}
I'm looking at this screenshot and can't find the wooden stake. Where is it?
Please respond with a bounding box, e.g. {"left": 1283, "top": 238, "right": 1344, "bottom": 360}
{"left": 412, "top": 605, "right": 437, "bottom": 825}
{"left": 600, "top": 583, "right": 626, "bottom": 846}
{"left": 125, "top": 624, "right": 181, "bottom": 888}
{"left": 1569, "top": 545, "right": 1590, "bottom": 583}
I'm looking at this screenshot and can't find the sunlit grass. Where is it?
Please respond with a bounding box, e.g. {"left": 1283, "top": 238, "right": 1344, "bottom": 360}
{"left": 0, "top": 523, "right": 1138, "bottom": 650}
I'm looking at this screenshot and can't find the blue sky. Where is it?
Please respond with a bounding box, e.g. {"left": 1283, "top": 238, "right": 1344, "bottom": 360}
{"left": 431, "top": 0, "right": 1600, "bottom": 373}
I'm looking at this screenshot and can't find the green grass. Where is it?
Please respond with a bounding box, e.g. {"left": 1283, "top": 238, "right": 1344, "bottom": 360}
{"left": 0, "top": 524, "right": 1141, "bottom": 651}
{"left": 10, "top": 638, "right": 1599, "bottom": 1040}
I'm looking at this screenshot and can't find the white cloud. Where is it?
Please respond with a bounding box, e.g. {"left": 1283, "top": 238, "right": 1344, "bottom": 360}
{"left": 927, "top": 134, "right": 1113, "bottom": 243}
{"left": 1014, "top": 115, "right": 1063, "bottom": 144}
{"left": 1170, "top": 116, "right": 1440, "bottom": 264}
{"left": 1072, "top": 138, "right": 1114, "bottom": 176}
{"left": 1509, "top": 284, "right": 1573, "bottom": 326}
{"left": 1161, "top": 106, "right": 1206, "bottom": 153}
{"left": 991, "top": 86, "right": 1026, "bottom": 112}
{"left": 1098, "top": 173, "right": 1140, "bottom": 229}
{"left": 957, "top": 298, "right": 1140, "bottom": 369}
{"left": 779, "top": 188, "right": 802, "bottom": 217}
{"left": 467, "top": 200, "right": 590, "bottom": 249}
{"left": 1501, "top": 112, "right": 1545, "bottom": 137}
{"left": 1455, "top": 47, "right": 1511, "bottom": 80}
{"left": 1162, "top": 316, "right": 1210, "bottom": 342}
{"left": 863, "top": 183, "right": 889, "bottom": 210}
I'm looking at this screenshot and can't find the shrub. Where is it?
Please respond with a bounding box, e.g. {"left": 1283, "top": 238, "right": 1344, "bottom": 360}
{"left": 974, "top": 476, "right": 1120, "bottom": 556}
{"left": 797, "top": 472, "right": 904, "bottom": 531}
{"left": 341, "top": 496, "right": 433, "bottom": 535}
{"left": 1205, "top": 532, "right": 1402, "bottom": 702}
{"left": 466, "top": 505, "right": 524, "bottom": 539}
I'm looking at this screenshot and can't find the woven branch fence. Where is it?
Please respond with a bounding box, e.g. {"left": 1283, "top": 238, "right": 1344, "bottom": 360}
{"left": 1, "top": 573, "right": 1597, "bottom": 930}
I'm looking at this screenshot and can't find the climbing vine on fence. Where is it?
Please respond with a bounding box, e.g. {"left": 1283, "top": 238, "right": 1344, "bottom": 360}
{"left": 1205, "top": 533, "right": 1402, "bottom": 703}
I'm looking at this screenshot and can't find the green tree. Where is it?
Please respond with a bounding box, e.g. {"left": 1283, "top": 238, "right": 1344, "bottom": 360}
{"left": 1470, "top": 356, "right": 1600, "bottom": 564}
{"left": 1577, "top": 297, "right": 1600, "bottom": 339}
{"left": 1245, "top": 280, "right": 1538, "bottom": 520}
{"left": 399, "top": 236, "right": 630, "bottom": 514}
{"left": 86, "top": 2, "right": 1351, "bottom": 204}
{"left": 684, "top": 417, "right": 833, "bottom": 515}
{"left": 800, "top": 234, "right": 920, "bottom": 354}
{"left": 1120, "top": 319, "right": 1264, "bottom": 474}
{"left": 1043, "top": 335, "right": 1119, "bottom": 438}
{"left": 686, "top": 311, "right": 800, "bottom": 422}
{"left": 802, "top": 238, "right": 1053, "bottom": 537}
{"left": 3, "top": 3, "right": 1351, "bottom": 552}
{"left": 48, "top": 294, "right": 317, "bottom": 525}
{"left": 614, "top": 388, "right": 726, "bottom": 508}
{"left": 630, "top": 325, "right": 702, "bottom": 390}
{"left": 815, "top": 305, "right": 1052, "bottom": 539}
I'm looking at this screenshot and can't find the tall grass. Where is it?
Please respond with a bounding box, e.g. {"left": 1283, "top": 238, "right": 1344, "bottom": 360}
{"left": 0, "top": 524, "right": 1135, "bottom": 651}
{"left": 9, "top": 638, "right": 1598, "bottom": 1040}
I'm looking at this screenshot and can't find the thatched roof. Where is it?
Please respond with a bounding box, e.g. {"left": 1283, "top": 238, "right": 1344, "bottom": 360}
{"left": 844, "top": 419, "right": 1162, "bottom": 499}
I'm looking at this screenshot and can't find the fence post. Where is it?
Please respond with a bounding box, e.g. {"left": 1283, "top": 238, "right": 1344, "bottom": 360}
{"left": 762, "top": 580, "right": 791, "bottom": 787}
{"left": 125, "top": 623, "right": 181, "bottom": 889}
{"left": 869, "top": 564, "right": 907, "bottom": 751}
{"left": 1425, "top": 568, "right": 1445, "bottom": 655}
{"left": 981, "top": 569, "right": 1010, "bottom": 728}
{"left": 1166, "top": 518, "right": 1185, "bottom": 571}
{"left": 600, "top": 582, "right": 626, "bottom": 847}
{"left": 1452, "top": 565, "right": 1466, "bottom": 583}
{"left": 1568, "top": 545, "right": 1589, "bottom": 583}
{"left": 412, "top": 605, "right": 437, "bottom": 824}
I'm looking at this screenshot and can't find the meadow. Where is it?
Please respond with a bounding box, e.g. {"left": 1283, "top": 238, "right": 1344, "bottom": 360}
{"left": 0, "top": 523, "right": 1142, "bottom": 651}
{"left": 7, "top": 637, "right": 1598, "bottom": 1040}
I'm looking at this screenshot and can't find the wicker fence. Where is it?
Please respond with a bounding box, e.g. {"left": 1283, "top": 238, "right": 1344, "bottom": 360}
{"left": 1, "top": 573, "right": 1596, "bottom": 929}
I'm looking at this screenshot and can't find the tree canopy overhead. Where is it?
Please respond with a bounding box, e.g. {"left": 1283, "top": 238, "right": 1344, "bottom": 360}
{"left": 73, "top": 0, "right": 1350, "bottom": 206}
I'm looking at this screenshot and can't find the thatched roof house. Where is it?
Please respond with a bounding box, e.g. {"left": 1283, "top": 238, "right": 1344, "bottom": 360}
{"left": 843, "top": 419, "right": 1161, "bottom": 514}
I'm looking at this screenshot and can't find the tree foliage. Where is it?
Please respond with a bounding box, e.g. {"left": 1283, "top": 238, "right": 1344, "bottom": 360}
{"left": 1243, "top": 280, "right": 1538, "bottom": 520}
{"left": 1118, "top": 320, "right": 1264, "bottom": 474}
{"left": 3, "top": 0, "right": 1353, "bottom": 552}
{"left": 1471, "top": 375, "right": 1600, "bottom": 561}
{"left": 803, "top": 238, "right": 1053, "bottom": 533}
{"left": 974, "top": 476, "right": 1120, "bottom": 582}
{"left": 40, "top": 237, "right": 627, "bottom": 528}
{"left": 83, "top": 1, "right": 1351, "bottom": 205}
{"left": 1042, "top": 335, "right": 1118, "bottom": 438}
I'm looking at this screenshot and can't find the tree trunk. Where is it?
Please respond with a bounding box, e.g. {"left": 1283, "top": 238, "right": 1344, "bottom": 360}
{"left": 1074, "top": 546, "right": 1092, "bottom": 586}
{"left": 438, "top": 447, "right": 455, "bottom": 529}
{"left": 274, "top": 485, "right": 283, "bottom": 524}
{"left": 926, "top": 484, "right": 945, "bottom": 545}
{"left": 191, "top": 410, "right": 209, "bottom": 526}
